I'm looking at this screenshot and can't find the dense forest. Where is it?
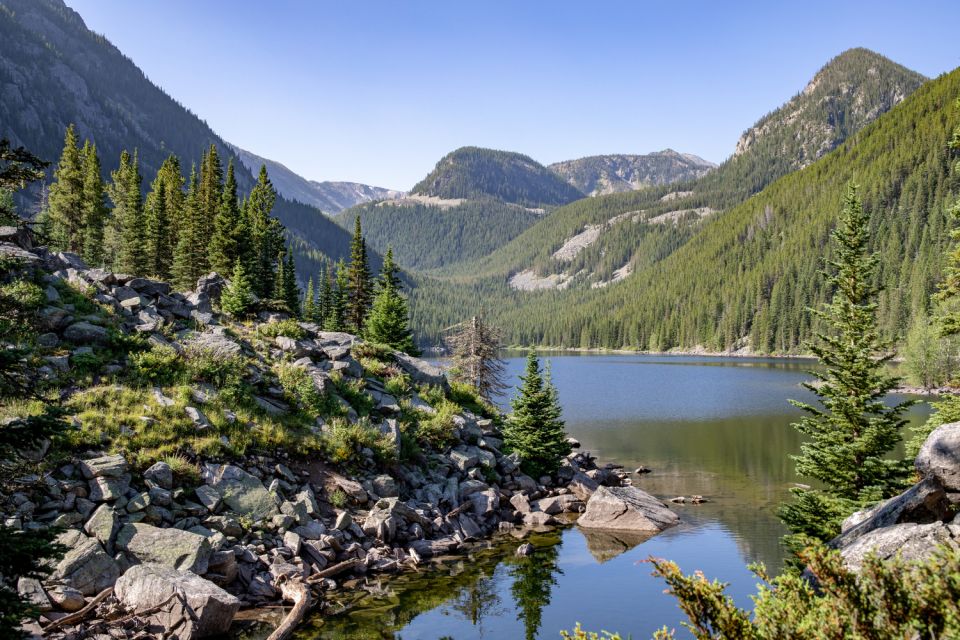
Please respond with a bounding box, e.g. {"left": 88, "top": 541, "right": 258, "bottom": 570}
{"left": 411, "top": 146, "right": 585, "bottom": 207}
{"left": 410, "top": 64, "right": 960, "bottom": 352}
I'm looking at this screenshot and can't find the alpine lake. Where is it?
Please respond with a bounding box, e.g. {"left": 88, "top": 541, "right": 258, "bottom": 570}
{"left": 246, "top": 353, "right": 932, "bottom": 640}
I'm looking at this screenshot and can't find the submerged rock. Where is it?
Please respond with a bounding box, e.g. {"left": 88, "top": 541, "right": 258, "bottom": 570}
{"left": 577, "top": 486, "right": 679, "bottom": 533}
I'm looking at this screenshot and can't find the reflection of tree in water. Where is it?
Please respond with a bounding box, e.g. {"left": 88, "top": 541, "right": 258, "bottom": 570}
{"left": 443, "top": 568, "right": 505, "bottom": 635}
{"left": 510, "top": 543, "right": 562, "bottom": 640}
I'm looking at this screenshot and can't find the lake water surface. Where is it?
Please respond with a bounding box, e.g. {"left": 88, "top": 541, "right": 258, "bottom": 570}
{"left": 297, "top": 354, "right": 930, "bottom": 639}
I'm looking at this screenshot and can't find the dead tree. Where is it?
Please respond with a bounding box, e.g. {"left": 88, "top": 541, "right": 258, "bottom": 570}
{"left": 444, "top": 315, "right": 507, "bottom": 401}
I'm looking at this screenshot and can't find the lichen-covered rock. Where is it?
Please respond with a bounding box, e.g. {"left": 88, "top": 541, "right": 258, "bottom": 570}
{"left": 577, "top": 486, "right": 679, "bottom": 533}
{"left": 78, "top": 454, "right": 128, "bottom": 479}
{"left": 50, "top": 530, "right": 120, "bottom": 595}
{"left": 84, "top": 503, "right": 119, "bottom": 552}
{"left": 204, "top": 463, "right": 279, "bottom": 520}
{"left": 916, "top": 421, "right": 960, "bottom": 491}
{"left": 116, "top": 523, "right": 212, "bottom": 574}
{"left": 839, "top": 522, "right": 958, "bottom": 571}
{"left": 63, "top": 321, "right": 109, "bottom": 344}
{"left": 115, "top": 563, "right": 240, "bottom": 638}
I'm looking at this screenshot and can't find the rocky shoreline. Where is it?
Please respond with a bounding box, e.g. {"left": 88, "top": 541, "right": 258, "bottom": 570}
{"left": 1, "top": 227, "right": 681, "bottom": 639}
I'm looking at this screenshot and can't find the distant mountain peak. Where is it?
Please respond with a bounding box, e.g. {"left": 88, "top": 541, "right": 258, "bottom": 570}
{"left": 411, "top": 146, "right": 585, "bottom": 207}
{"left": 548, "top": 151, "right": 716, "bottom": 197}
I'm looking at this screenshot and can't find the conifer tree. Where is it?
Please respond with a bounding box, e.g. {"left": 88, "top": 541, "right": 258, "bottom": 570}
{"left": 245, "top": 165, "right": 282, "bottom": 297}
{"left": 107, "top": 149, "right": 145, "bottom": 275}
{"left": 446, "top": 314, "right": 507, "bottom": 400}
{"left": 46, "top": 125, "right": 85, "bottom": 253}
{"left": 317, "top": 263, "right": 333, "bottom": 328}
{"left": 365, "top": 247, "right": 418, "bottom": 354}
{"left": 780, "top": 184, "right": 913, "bottom": 550}
{"left": 303, "top": 277, "right": 317, "bottom": 323}
{"left": 503, "top": 351, "right": 571, "bottom": 478}
{"left": 208, "top": 159, "right": 241, "bottom": 274}
{"left": 172, "top": 165, "right": 202, "bottom": 289}
{"left": 274, "top": 249, "right": 300, "bottom": 315}
{"left": 0, "top": 139, "right": 47, "bottom": 226}
{"left": 220, "top": 259, "right": 255, "bottom": 318}
{"left": 346, "top": 214, "right": 373, "bottom": 332}
{"left": 143, "top": 155, "right": 183, "bottom": 281}
{"left": 325, "top": 259, "right": 349, "bottom": 332}
{"left": 79, "top": 142, "right": 107, "bottom": 266}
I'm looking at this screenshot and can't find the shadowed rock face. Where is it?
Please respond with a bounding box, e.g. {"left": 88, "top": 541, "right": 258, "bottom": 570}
{"left": 916, "top": 422, "right": 960, "bottom": 491}
{"left": 577, "top": 486, "right": 679, "bottom": 533}
{"left": 580, "top": 528, "right": 659, "bottom": 563}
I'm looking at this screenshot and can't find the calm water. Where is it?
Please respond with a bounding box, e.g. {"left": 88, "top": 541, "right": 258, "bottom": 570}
{"left": 296, "top": 354, "right": 931, "bottom": 640}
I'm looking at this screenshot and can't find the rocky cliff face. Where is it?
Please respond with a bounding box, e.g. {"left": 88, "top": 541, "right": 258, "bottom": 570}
{"left": 548, "top": 150, "right": 716, "bottom": 196}
{"left": 0, "top": 227, "right": 676, "bottom": 638}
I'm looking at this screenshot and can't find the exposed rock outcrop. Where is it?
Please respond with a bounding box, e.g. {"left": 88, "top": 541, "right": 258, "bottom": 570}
{"left": 577, "top": 486, "right": 679, "bottom": 533}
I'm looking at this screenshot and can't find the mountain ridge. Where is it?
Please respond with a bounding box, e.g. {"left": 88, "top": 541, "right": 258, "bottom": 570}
{"left": 548, "top": 150, "right": 716, "bottom": 196}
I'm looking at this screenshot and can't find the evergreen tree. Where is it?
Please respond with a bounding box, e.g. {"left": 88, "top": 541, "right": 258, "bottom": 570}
{"left": 780, "top": 185, "right": 913, "bottom": 551}
{"left": 245, "top": 165, "right": 282, "bottom": 297}
{"left": 303, "top": 277, "right": 317, "bottom": 323}
{"left": 107, "top": 149, "right": 145, "bottom": 275}
{"left": 46, "top": 124, "right": 85, "bottom": 253}
{"left": 172, "top": 165, "right": 202, "bottom": 289}
{"left": 143, "top": 155, "right": 184, "bottom": 280}
{"left": 317, "top": 263, "right": 333, "bottom": 328}
{"left": 446, "top": 314, "right": 507, "bottom": 400}
{"left": 274, "top": 248, "right": 300, "bottom": 315}
{"left": 79, "top": 142, "right": 107, "bottom": 266}
{"left": 220, "top": 259, "right": 255, "bottom": 318}
{"left": 208, "top": 158, "right": 241, "bottom": 275}
{"left": 365, "top": 247, "right": 418, "bottom": 354}
{"left": 325, "top": 259, "right": 349, "bottom": 332}
{"left": 0, "top": 139, "right": 47, "bottom": 226}
{"left": 346, "top": 214, "right": 373, "bottom": 332}
{"left": 503, "top": 351, "right": 571, "bottom": 478}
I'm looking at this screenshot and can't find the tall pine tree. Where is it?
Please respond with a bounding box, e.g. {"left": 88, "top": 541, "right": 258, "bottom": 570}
{"left": 143, "top": 155, "right": 183, "bottom": 281}
{"left": 245, "top": 165, "right": 282, "bottom": 298}
{"left": 325, "top": 258, "right": 349, "bottom": 332}
{"left": 346, "top": 214, "right": 373, "bottom": 333}
{"left": 208, "top": 158, "right": 241, "bottom": 275}
{"left": 172, "top": 165, "right": 202, "bottom": 289}
{"left": 365, "top": 247, "right": 418, "bottom": 354}
{"left": 79, "top": 141, "right": 106, "bottom": 266}
{"left": 107, "top": 149, "right": 145, "bottom": 275}
{"left": 46, "top": 125, "right": 84, "bottom": 253}
{"left": 779, "top": 184, "right": 913, "bottom": 551}
{"left": 303, "top": 277, "right": 317, "bottom": 323}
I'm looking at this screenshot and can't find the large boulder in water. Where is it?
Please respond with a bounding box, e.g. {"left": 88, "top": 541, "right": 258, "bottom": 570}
{"left": 115, "top": 563, "right": 240, "bottom": 639}
{"left": 916, "top": 421, "right": 960, "bottom": 491}
{"left": 577, "top": 486, "right": 679, "bottom": 533}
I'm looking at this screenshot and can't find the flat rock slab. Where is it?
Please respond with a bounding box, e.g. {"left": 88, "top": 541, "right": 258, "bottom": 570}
{"left": 205, "top": 463, "right": 280, "bottom": 520}
{"left": 577, "top": 486, "right": 679, "bottom": 533}
{"left": 116, "top": 523, "right": 212, "bottom": 574}
{"left": 115, "top": 563, "right": 240, "bottom": 638}
{"left": 50, "top": 530, "right": 120, "bottom": 595}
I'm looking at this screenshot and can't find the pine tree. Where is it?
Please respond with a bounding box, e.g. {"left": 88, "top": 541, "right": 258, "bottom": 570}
{"left": 0, "top": 139, "right": 48, "bottom": 226}
{"left": 346, "top": 214, "right": 373, "bottom": 332}
{"left": 79, "top": 142, "right": 107, "bottom": 266}
{"left": 503, "top": 351, "right": 571, "bottom": 478}
{"left": 365, "top": 247, "right": 418, "bottom": 354}
{"left": 208, "top": 159, "right": 241, "bottom": 275}
{"left": 780, "top": 184, "right": 914, "bottom": 550}
{"left": 172, "top": 165, "right": 201, "bottom": 289}
{"left": 143, "top": 155, "right": 183, "bottom": 281}
{"left": 245, "top": 165, "right": 281, "bottom": 298}
{"left": 303, "top": 277, "right": 317, "bottom": 323}
{"left": 274, "top": 248, "right": 300, "bottom": 315}
{"left": 220, "top": 259, "right": 255, "bottom": 318}
{"left": 46, "top": 125, "right": 85, "bottom": 253}
{"left": 325, "top": 259, "right": 349, "bottom": 332}
{"left": 107, "top": 149, "right": 145, "bottom": 275}
{"left": 317, "top": 263, "right": 333, "bottom": 328}
{"left": 446, "top": 315, "right": 507, "bottom": 400}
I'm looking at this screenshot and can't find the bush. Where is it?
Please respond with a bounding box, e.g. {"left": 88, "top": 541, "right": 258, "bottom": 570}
{"left": 407, "top": 397, "right": 462, "bottom": 449}
{"left": 256, "top": 318, "right": 306, "bottom": 340}
{"left": 184, "top": 348, "right": 246, "bottom": 389}
{"left": 275, "top": 363, "right": 339, "bottom": 417}
{"left": 321, "top": 418, "right": 394, "bottom": 467}
{"left": 560, "top": 625, "right": 622, "bottom": 640}
{"left": 130, "top": 345, "right": 184, "bottom": 386}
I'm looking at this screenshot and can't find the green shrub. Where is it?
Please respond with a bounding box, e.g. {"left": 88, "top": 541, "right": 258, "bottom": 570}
{"left": 185, "top": 348, "right": 246, "bottom": 389}
{"left": 385, "top": 374, "right": 412, "bottom": 398}
{"left": 321, "top": 418, "right": 394, "bottom": 467}
{"left": 130, "top": 345, "right": 184, "bottom": 386}
{"left": 560, "top": 625, "right": 622, "bottom": 640}
{"left": 1, "top": 280, "right": 44, "bottom": 311}
{"left": 333, "top": 375, "right": 374, "bottom": 416}
{"left": 328, "top": 488, "right": 348, "bottom": 509}
{"left": 256, "top": 318, "right": 306, "bottom": 340}
{"left": 275, "top": 363, "right": 339, "bottom": 417}
{"left": 407, "top": 397, "right": 462, "bottom": 449}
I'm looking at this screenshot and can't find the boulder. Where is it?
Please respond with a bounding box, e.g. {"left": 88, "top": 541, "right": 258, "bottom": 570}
{"left": 205, "top": 464, "right": 279, "bottom": 520}
{"left": 17, "top": 578, "right": 51, "bottom": 612}
{"left": 535, "top": 494, "right": 584, "bottom": 515}
{"left": 577, "top": 486, "right": 679, "bottom": 533}
{"left": 395, "top": 352, "right": 449, "bottom": 389}
{"left": 185, "top": 332, "right": 242, "bottom": 358}
{"left": 127, "top": 277, "right": 171, "bottom": 297}
{"left": 144, "top": 461, "right": 174, "bottom": 489}
{"left": 832, "top": 478, "right": 949, "bottom": 549}
{"left": 568, "top": 471, "right": 600, "bottom": 501}
{"left": 372, "top": 474, "right": 399, "bottom": 498}
{"left": 839, "top": 522, "right": 957, "bottom": 571}
{"left": 916, "top": 421, "right": 960, "bottom": 491}
{"left": 195, "top": 272, "right": 226, "bottom": 302}
{"left": 78, "top": 454, "right": 128, "bottom": 479}
{"left": 63, "top": 321, "right": 109, "bottom": 345}
{"left": 115, "top": 563, "right": 240, "bottom": 638}
{"left": 50, "top": 530, "right": 120, "bottom": 595}
{"left": 88, "top": 475, "right": 129, "bottom": 502}
{"left": 116, "top": 523, "right": 212, "bottom": 574}
{"left": 84, "top": 503, "right": 119, "bottom": 552}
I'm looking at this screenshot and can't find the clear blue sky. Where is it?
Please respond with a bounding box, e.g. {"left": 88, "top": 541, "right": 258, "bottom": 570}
{"left": 66, "top": 0, "right": 960, "bottom": 190}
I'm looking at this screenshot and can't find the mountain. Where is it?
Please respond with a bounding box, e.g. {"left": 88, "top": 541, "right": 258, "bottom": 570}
{"left": 229, "top": 144, "right": 403, "bottom": 213}
{"left": 408, "top": 49, "right": 935, "bottom": 350}
{"left": 0, "top": 0, "right": 363, "bottom": 278}
{"left": 548, "top": 150, "right": 716, "bottom": 196}
{"left": 411, "top": 146, "right": 585, "bottom": 207}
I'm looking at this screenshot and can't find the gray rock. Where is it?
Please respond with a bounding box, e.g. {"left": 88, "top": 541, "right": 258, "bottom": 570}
{"left": 127, "top": 277, "right": 171, "bottom": 297}
{"left": 47, "top": 585, "right": 86, "bottom": 612}
{"left": 195, "top": 485, "right": 222, "bottom": 512}
{"left": 116, "top": 523, "right": 212, "bottom": 574}
{"left": 84, "top": 503, "right": 119, "bottom": 553}
{"left": 409, "top": 394, "right": 438, "bottom": 415}
{"left": 568, "top": 471, "right": 600, "bottom": 501}
{"left": 185, "top": 332, "right": 242, "bottom": 358}
{"left": 372, "top": 474, "right": 399, "bottom": 498}
{"left": 916, "top": 421, "right": 960, "bottom": 491}
{"left": 115, "top": 563, "right": 240, "bottom": 638}
{"left": 379, "top": 418, "right": 401, "bottom": 455}
{"left": 50, "top": 530, "right": 120, "bottom": 595}
{"left": 515, "top": 542, "right": 535, "bottom": 557}
{"left": 334, "top": 511, "right": 353, "bottom": 530}
{"left": 536, "top": 494, "right": 584, "bottom": 515}
{"left": 63, "top": 321, "right": 109, "bottom": 345}
{"left": 578, "top": 486, "right": 679, "bottom": 533}
{"left": 839, "top": 522, "right": 956, "bottom": 571}
{"left": 79, "top": 454, "right": 128, "bottom": 479}
{"left": 144, "top": 461, "right": 174, "bottom": 489}
{"left": 449, "top": 449, "right": 478, "bottom": 471}
{"left": 395, "top": 352, "right": 449, "bottom": 389}
{"left": 205, "top": 464, "right": 280, "bottom": 520}
{"left": 185, "top": 406, "right": 211, "bottom": 429}
{"left": 833, "top": 478, "right": 949, "bottom": 549}
{"left": 88, "top": 475, "right": 129, "bottom": 502}
{"left": 510, "top": 493, "right": 532, "bottom": 514}
{"left": 17, "top": 577, "right": 51, "bottom": 612}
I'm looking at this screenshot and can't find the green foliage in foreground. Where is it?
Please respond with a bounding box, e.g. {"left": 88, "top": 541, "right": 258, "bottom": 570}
{"left": 643, "top": 543, "right": 960, "bottom": 640}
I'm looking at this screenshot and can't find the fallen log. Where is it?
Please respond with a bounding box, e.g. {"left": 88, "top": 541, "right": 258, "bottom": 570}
{"left": 305, "top": 557, "right": 363, "bottom": 583}
{"left": 42, "top": 587, "right": 113, "bottom": 632}
{"left": 266, "top": 578, "right": 311, "bottom": 640}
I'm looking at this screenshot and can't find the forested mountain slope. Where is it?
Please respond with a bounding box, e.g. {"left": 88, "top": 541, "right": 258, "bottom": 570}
{"left": 411, "top": 146, "right": 585, "bottom": 207}
{"left": 410, "top": 63, "right": 957, "bottom": 353}
{"left": 0, "top": 0, "right": 361, "bottom": 277}
{"left": 549, "top": 150, "right": 716, "bottom": 196}
{"left": 230, "top": 144, "right": 403, "bottom": 213}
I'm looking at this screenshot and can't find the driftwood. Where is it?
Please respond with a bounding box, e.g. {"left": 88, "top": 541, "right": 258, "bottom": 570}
{"left": 42, "top": 587, "right": 113, "bottom": 632}
{"left": 266, "top": 578, "right": 311, "bottom": 640}
{"left": 305, "top": 557, "right": 363, "bottom": 583}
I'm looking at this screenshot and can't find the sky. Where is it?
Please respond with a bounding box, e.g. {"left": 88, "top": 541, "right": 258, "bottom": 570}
{"left": 66, "top": 0, "right": 960, "bottom": 191}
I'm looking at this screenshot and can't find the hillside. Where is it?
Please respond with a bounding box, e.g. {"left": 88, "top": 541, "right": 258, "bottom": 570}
{"left": 230, "top": 144, "right": 403, "bottom": 213}
{"left": 549, "top": 150, "right": 716, "bottom": 196}
{"left": 411, "top": 146, "right": 585, "bottom": 207}
{"left": 0, "top": 0, "right": 360, "bottom": 276}
{"left": 409, "top": 52, "right": 944, "bottom": 351}
{"left": 335, "top": 197, "right": 544, "bottom": 271}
